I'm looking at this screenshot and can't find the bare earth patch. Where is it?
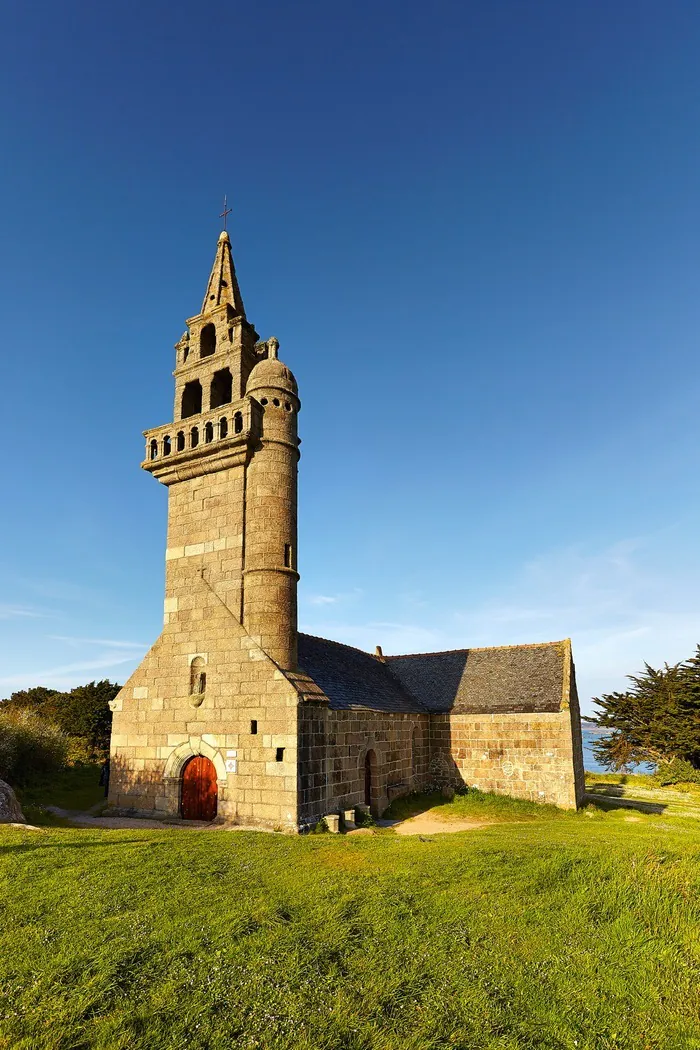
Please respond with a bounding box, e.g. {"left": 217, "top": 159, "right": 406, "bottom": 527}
{"left": 386, "top": 812, "right": 493, "bottom": 836}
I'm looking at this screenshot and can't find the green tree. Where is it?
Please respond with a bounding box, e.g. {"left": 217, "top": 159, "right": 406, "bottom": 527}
{"left": 0, "top": 708, "right": 68, "bottom": 787}
{"left": 1, "top": 680, "right": 119, "bottom": 760}
{"left": 1, "top": 686, "right": 61, "bottom": 713}
{"left": 55, "top": 680, "right": 118, "bottom": 757}
{"left": 593, "top": 652, "right": 700, "bottom": 770}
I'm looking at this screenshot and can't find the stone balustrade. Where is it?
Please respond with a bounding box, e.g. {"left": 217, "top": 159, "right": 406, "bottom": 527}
{"left": 142, "top": 401, "right": 252, "bottom": 463}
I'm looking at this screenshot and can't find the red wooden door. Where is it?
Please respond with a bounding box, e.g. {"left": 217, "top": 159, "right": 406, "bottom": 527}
{"left": 181, "top": 756, "right": 218, "bottom": 821}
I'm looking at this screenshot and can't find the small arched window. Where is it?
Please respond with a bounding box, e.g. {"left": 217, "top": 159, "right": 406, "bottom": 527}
{"left": 176, "top": 431, "right": 185, "bottom": 452}
{"left": 204, "top": 421, "right": 214, "bottom": 443}
{"left": 234, "top": 411, "right": 243, "bottom": 434}
{"left": 190, "top": 426, "right": 199, "bottom": 448}
{"left": 149, "top": 439, "right": 158, "bottom": 460}
{"left": 200, "top": 324, "right": 216, "bottom": 358}
{"left": 219, "top": 416, "right": 228, "bottom": 439}
{"left": 190, "top": 657, "right": 206, "bottom": 696}
{"left": 163, "top": 435, "right": 171, "bottom": 456}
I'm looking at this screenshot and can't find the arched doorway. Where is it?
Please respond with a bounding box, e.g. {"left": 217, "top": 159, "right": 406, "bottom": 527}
{"left": 181, "top": 755, "right": 218, "bottom": 821}
{"left": 364, "top": 749, "right": 377, "bottom": 810}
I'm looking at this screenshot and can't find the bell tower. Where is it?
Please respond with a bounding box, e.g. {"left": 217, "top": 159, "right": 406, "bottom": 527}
{"left": 142, "top": 230, "right": 300, "bottom": 668}
{"left": 108, "top": 227, "right": 303, "bottom": 829}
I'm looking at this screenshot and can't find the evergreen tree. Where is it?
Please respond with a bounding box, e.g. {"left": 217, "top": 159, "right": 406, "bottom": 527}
{"left": 593, "top": 651, "right": 700, "bottom": 770}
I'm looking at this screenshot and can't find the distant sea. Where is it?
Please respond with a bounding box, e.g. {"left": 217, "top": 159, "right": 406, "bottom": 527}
{"left": 581, "top": 721, "right": 654, "bottom": 774}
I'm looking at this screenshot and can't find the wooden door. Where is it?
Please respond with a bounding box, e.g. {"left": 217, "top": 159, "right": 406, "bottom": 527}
{"left": 181, "top": 756, "right": 218, "bottom": 821}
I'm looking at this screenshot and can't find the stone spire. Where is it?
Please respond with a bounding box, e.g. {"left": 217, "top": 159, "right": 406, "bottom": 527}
{"left": 201, "top": 230, "right": 246, "bottom": 316}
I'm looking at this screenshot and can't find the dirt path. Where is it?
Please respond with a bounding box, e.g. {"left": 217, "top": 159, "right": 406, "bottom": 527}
{"left": 44, "top": 807, "right": 269, "bottom": 832}
{"left": 382, "top": 813, "right": 493, "bottom": 836}
{"left": 41, "top": 806, "right": 492, "bottom": 836}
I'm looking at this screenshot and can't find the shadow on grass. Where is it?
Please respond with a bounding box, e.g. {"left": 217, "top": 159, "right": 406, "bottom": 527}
{"left": 0, "top": 839, "right": 164, "bottom": 854}
{"left": 383, "top": 788, "right": 559, "bottom": 825}
{"left": 584, "top": 790, "right": 666, "bottom": 815}
{"left": 587, "top": 783, "right": 627, "bottom": 797}
{"left": 383, "top": 791, "right": 455, "bottom": 822}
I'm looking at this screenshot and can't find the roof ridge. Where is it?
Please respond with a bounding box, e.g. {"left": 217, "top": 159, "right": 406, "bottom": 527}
{"left": 298, "top": 631, "right": 377, "bottom": 659}
{"left": 386, "top": 639, "right": 568, "bottom": 660}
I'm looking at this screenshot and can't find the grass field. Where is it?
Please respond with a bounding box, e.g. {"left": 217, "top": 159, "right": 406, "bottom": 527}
{"left": 2, "top": 776, "right": 700, "bottom": 1050}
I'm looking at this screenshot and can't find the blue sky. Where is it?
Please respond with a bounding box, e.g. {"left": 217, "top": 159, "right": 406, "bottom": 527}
{"left": 1, "top": 1, "right": 699, "bottom": 715}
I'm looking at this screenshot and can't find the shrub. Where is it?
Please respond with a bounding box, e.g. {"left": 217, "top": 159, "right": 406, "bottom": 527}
{"left": 0, "top": 708, "right": 68, "bottom": 788}
{"left": 653, "top": 758, "right": 700, "bottom": 786}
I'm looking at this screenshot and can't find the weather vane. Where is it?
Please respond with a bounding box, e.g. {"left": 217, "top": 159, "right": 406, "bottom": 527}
{"left": 220, "top": 195, "right": 232, "bottom": 231}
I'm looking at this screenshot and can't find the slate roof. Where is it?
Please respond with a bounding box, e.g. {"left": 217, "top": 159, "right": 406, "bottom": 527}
{"left": 296, "top": 634, "right": 568, "bottom": 716}
{"left": 386, "top": 642, "right": 568, "bottom": 714}
{"left": 297, "top": 633, "right": 424, "bottom": 713}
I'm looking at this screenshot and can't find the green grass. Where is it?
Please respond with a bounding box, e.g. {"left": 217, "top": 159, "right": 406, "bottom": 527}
{"left": 384, "top": 787, "right": 567, "bottom": 824}
{"left": 2, "top": 798, "right": 700, "bottom": 1049}
{"left": 584, "top": 771, "right": 700, "bottom": 821}
{"left": 585, "top": 771, "right": 660, "bottom": 790}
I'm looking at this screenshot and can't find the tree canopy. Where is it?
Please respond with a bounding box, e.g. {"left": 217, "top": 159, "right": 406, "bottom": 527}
{"left": 593, "top": 646, "right": 700, "bottom": 770}
{"left": 0, "top": 680, "right": 119, "bottom": 760}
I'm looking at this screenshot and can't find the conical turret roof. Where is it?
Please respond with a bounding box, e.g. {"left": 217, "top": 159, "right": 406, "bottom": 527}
{"left": 201, "top": 230, "right": 246, "bottom": 316}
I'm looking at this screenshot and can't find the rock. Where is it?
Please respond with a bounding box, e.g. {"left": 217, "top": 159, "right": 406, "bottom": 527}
{"left": 440, "top": 785, "right": 455, "bottom": 801}
{"left": 0, "top": 779, "right": 26, "bottom": 824}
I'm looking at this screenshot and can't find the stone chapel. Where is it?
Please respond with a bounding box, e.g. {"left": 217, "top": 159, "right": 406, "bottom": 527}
{"left": 107, "top": 229, "right": 585, "bottom": 828}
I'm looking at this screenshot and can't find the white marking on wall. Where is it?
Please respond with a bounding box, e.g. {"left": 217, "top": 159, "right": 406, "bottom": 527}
{"left": 165, "top": 536, "right": 242, "bottom": 561}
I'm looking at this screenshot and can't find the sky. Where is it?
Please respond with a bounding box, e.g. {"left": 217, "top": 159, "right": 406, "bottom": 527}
{"left": 0, "top": 1, "right": 699, "bottom": 716}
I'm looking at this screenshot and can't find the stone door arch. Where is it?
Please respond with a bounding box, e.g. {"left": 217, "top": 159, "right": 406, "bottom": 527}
{"left": 163, "top": 737, "right": 227, "bottom": 820}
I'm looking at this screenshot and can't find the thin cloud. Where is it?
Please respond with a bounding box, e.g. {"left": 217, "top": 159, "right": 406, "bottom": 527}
{"left": 0, "top": 653, "right": 139, "bottom": 690}
{"left": 0, "top": 605, "right": 49, "bottom": 620}
{"left": 303, "top": 530, "right": 700, "bottom": 716}
{"left": 49, "top": 635, "right": 147, "bottom": 650}
{"left": 304, "top": 587, "right": 364, "bottom": 607}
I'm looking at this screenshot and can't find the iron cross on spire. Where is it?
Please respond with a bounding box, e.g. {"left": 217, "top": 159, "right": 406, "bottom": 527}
{"left": 220, "top": 195, "right": 232, "bottom": 230}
